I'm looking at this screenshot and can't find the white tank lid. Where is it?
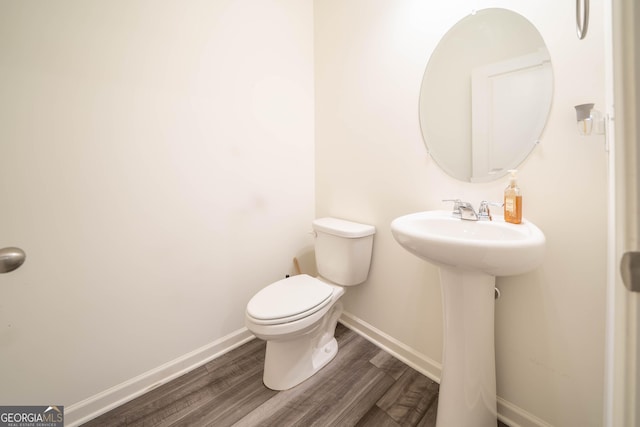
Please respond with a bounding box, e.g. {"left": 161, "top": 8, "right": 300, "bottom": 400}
{"left": 247, "top": 274, "right": 333, "bottom": 321}
{"left": 312, "top": 217, "right": 375, "bottom": 238}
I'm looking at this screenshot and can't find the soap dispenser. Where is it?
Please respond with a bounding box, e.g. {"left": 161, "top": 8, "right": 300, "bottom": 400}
{"left": 504, "top": 170, "right": 522, "bottom": 224}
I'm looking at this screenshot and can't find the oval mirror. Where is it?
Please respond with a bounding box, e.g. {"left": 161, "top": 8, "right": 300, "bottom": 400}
{"left": 419, "top": 8, "right": 553, "bottom": 182}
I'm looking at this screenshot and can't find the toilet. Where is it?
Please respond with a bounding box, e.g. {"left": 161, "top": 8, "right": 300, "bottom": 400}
{"left": 245, "top": 217, "right": 375, "bottom": 390}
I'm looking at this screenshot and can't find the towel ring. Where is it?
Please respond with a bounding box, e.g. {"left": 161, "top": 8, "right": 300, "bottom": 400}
{"left": 576, "top": 0, "right": 589, "bottom": 40}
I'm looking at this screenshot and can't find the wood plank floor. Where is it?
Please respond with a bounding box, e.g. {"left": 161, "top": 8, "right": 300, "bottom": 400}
{"left": 83, "top": 324, "right": 509, "bottom": 427}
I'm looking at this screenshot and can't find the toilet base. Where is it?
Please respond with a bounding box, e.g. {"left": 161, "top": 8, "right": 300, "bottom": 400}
{"left": 260, "top": 298, "right": 343, "bottom": 391}
{"left": 263, "top": 335, "right": 338, "bottom": 390}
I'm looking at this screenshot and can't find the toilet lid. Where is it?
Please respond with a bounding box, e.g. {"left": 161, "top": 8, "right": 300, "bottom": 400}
{"left": 247, "top": 274, "right": 334, "bottom": 322}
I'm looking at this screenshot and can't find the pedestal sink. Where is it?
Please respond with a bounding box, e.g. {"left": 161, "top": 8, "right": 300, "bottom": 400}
{"left": 391, "top": 210, "right": 545, "bottom": 427}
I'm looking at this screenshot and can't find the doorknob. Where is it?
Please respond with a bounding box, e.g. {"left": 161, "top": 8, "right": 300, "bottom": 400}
{"left": 0, "top": 247, "right": 26, "bottom": 273}
{"left": 621, "top": 251, "right": 640, "bottom": 292}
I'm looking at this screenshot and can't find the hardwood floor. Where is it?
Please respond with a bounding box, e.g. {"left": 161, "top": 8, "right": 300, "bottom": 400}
{"left": 83, "top": 324, "right": 508, "bottom": 427}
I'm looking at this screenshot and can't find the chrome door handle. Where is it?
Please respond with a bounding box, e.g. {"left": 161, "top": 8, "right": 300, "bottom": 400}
{"left": 0, "top": 247, "right": 26, "bottom": 273}
{"left": 621, "top": 251, "right": 640, "bottom": 292}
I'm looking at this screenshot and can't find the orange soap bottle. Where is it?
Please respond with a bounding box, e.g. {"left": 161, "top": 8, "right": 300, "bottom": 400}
{"left": 504, "top": 170, "right": 522, "bottom": 224}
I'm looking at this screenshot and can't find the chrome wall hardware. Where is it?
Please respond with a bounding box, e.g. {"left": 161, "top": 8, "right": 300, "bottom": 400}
{"left": 0, "top": 247, "right": 26, "bottom": 273}
{"left": 576, "top": 0, "right": 590, "bottom": 40}
{"left": 621, "top": 251, "right": 640, "bottom": 292}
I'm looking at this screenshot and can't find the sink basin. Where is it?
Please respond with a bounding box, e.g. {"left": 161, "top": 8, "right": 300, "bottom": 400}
{"left": 391, "top": 210, "right": 545, "bottom": 276}
{"left": 391, "top": 210, "right": 546, "bottom": 427}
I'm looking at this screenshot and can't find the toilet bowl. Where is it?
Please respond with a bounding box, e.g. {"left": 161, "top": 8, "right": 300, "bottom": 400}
{"left": 245, "top": 217, "right": 375, "bottom": 390}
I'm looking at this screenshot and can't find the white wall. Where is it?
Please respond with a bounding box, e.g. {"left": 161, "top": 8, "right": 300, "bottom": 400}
{"left": 0, "top": 0, "right": 314, "bottom": 409}
{"left": 316, "top": 1, "right": 607, "bottom": 426}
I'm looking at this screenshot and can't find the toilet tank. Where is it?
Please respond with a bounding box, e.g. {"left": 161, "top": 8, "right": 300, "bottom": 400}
{"left": 312, "top": 217, "right": 375, "bottom": 286}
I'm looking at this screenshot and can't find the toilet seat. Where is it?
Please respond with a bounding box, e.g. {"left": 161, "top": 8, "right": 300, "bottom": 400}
{"left": 246, "top": 274, "right": 334, "bottom": 325}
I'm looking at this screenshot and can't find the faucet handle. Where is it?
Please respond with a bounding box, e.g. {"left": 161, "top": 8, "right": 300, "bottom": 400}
{"left": 478, "top": 200, "right": 503, "bottom": 221}
{"left": 479, "top": 200, "right": 503, "bottom": 208}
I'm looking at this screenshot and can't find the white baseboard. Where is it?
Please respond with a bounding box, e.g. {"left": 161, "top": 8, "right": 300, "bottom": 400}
{"left": 339, "top": 311, "right": 550, "bottom": 427}
{"left": 496, "top": 397, "right": 553, "bottom": 427}
{"left": 339, "top": 311, "right": 443, "bottom": 383}
{"left": 65, "top": 327, "right": 255, "bottom": 427}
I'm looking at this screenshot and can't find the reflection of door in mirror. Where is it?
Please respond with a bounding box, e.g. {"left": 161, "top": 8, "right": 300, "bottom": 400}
{"left": 470, "top": 49, "right": 552, "bottom": 182}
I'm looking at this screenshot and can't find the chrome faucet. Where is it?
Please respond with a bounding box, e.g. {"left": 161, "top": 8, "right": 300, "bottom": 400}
{"left": 443, "top": 199, "right": 501, "bottom": 221}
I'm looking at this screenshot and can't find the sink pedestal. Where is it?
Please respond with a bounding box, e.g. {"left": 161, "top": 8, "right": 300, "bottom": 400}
{"left": 436, "top": 267, "right": 497, "bottom": 427}
{"left": 390, "top": 210, "right": 545, "bottom": 426}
